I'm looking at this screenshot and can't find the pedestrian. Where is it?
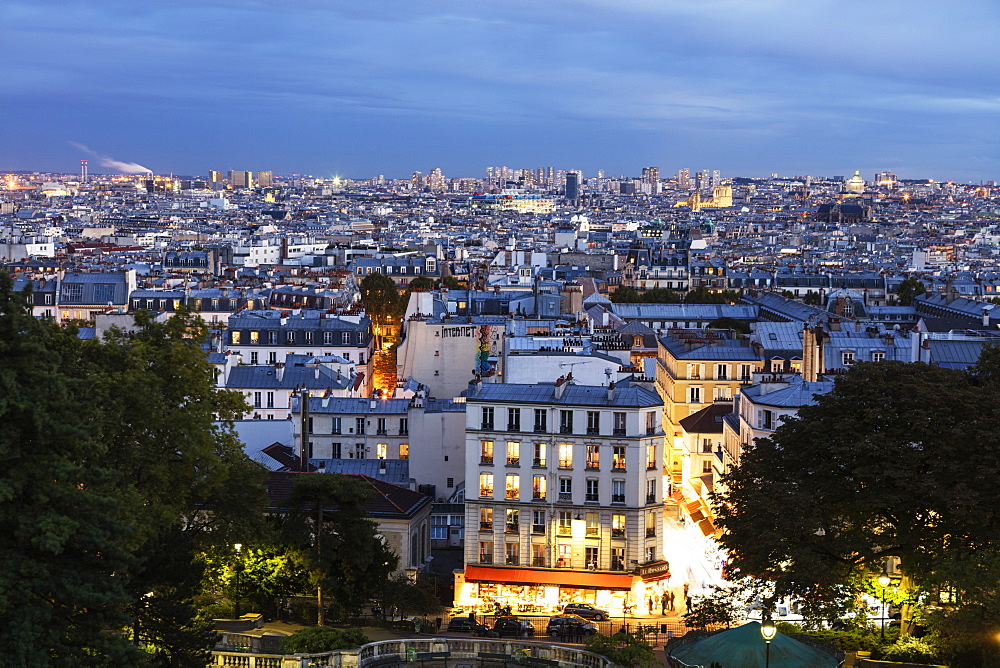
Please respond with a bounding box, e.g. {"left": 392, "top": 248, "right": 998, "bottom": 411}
{"left": 683, "top": 582, "right": 689, "bottom": 598}
{"left": 661, "top": 596, "right": 667, "bottom": 616}
{"left": 668, "top": 591, "right": 675, "bottom": 611}
{"left": 685, "top": 596, "right": 692, "bottom": 611}
{"left": 648, "top": 596, "right": 653, "bottom": 614}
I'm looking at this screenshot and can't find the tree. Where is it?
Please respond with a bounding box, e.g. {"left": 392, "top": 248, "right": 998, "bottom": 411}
{"left": 804, "top": 290, "right": 823, "bottom": 306}
{"left": 282, "top": 474, "right": 399, "bottom": 624}
{"left": 641, "top": 287, "right": 683, "bottom": 304}
{"left": 280, "top": 627, "right": 368, "bottom": 653}
{"left": 360, "top": 272, "right": 401, "bottom": 320}
{"left": 707, "top": 316, "right": 750, "bottom": 335}
{"left": 896, "top": 277, "right": 926, "bottom": 306}
{"left": 611, "top": 286, "right": 642, "bottom": 303}
{"left": 683, "top": 586, "right": 745, "bottom": 630}
{"left": 377, "top": 573, "right": 442, "bottom": 621}
{"left": 713, "top": 360, "right": 1000, "bottom": 636}
{"left": 585, "top": 630, "right": 656, "bottom": 668}
{"left": 406, "top": 276, "right": 436, "bottom": 292}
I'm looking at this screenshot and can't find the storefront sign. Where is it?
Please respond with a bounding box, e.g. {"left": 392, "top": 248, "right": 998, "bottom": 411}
{"left": 441, "top": 326, "right": 478, "bottom": 338}
{"left": 636, "top": 560, "right": 671, "bottom": 580}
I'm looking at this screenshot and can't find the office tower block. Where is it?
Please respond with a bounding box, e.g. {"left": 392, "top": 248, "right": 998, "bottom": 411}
{"left": 711, "top": 170, "right": 721, "bottom": 188}
{"left": 256, "top": 171, "right": 273, "bottom": 188}
{"left": 641, "top": 167, "right": 659, "bottom": 185}
{"left": 428, "top": 168, "right": 445, "bottom": 192}
{"left": 565, "top": 171, "right": 581, "bottom": 203}
{"left": 411, "top": 171, "right": 425, "bottom": 191}
{"left": 230, "top": 170, "right": 252, "bottom": 188}
{"left": 677, "top": 169, "right": 691, "bottom": 189}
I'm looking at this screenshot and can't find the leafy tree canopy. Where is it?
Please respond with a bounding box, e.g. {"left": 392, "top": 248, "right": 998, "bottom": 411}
{"left": 585, "top": 630, "right": 656, "bottom": 668}
{"left": 682, "top": 585, "right": 746, "bottom": 630}
{"left": 896, "top": 277, "right": 926, "bottom": 306}
{"left": 360, "top": 272, "right": 401, "bottom": 319}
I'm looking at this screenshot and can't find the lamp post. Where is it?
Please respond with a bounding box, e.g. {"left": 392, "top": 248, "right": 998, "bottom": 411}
{"left": 877, "top": 572, "right": 891, "bottom": 641}
{"left": 760, "top": 612, "right": 776, "bottom": 668}
{"left": 234, "top": 543, "right": 243, "bottom": 618}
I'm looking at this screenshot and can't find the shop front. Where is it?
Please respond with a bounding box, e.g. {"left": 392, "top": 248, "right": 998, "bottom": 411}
{"left": 633, "top": 560, "right": 672, "bottom": 613}
{"left": 455, "top": 566, "right": 633, "bottom": 615}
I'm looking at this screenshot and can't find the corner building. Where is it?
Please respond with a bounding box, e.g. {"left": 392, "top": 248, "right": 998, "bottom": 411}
{"left": 455, "top": 379, "right": 668, "bottom": 615}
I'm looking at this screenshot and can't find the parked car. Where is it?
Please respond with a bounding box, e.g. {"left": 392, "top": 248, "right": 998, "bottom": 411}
{"left": 447, "top": 617, "right": 492, "bottom": 636}
{"left": 493, "top": 616, "right": 535, "bottom": 638}
{"left": 562, "top": 603, "right": 609, "bottom": 621}
{"left": 546, "top": 614, "right": 598, "bottom": 639}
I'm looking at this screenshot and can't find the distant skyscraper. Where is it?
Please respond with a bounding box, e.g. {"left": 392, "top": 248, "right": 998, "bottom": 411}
{"left": 696, "top": 169, "right": 710, "bottom": 190}
{"left": 80, "top": 159, "right": 88, "bottom": 183}
{"left": 641, "top": 166, "right": 659, "bottom": 185}
{"left": 256, "top": 171, "right": 273, "bottom": 188}
{"left": 711, "top": 170, "right": 721, "bottom": 188}
{"left": 677, "top": 168, "right": 691, "bottom": 189}
{"left": 411, "top": 171, "right": 425, "bottom": 191}
{"left": 565, "top": 171, "right": 581, "bottom": 204}
{"left": 229, "top": 170, "right": 252, "bottom": 188}
{"left": 427, "top": 168, "right": 445, "bottom": 192}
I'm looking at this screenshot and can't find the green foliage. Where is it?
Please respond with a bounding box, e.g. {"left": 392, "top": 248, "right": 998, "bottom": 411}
{"left": 0, "top": 273, "right": 267, "bottom": 664}
{"left": 803, "top": 290, "right": 822, "bottom": 305}
{"left": 279, "top": 626, "right": 368, "bottom": 653}
{"left": 584, "top": 630, "right": 656, "bottom": 668}
{"left": 377, "top": 574, "right": 443, "bottom": 619}
{"left": 682, "top": 585, "right": 745, "bottom": 630}
{"left": 874, "top": 635, "right": 942, "bottom": 664}
{"left": 777, "top": 624, "right": 877, "bottom": 652}
{"left": 707, "top": 316, "right": 750, "bottom": 335}
{"left": 406, "top": 276, "right": 436, "bottom": 292}
{"left": 896, "top": 277, "right": 926, "bottom": 306}
{"left": 610, "top": 286, "right": 642, "bottom": 303}
{"left": 360, "top": 272, "right": 401, "bottom": 318}
{"left": 684, "top": 287, "right": 741, "bottom": 304}
{"left": 283, "top": 474, "right": 399, "bottom": 621}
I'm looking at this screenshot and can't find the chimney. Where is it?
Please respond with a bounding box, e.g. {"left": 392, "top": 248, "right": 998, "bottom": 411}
{"left": 607, "top": 381, "right": 616, "bottom": 401}
{"left": 276, "top": 362, "right": 285, "bottom": 382}
{"left": 314, "top": 363, "right": 320, "bottom": 380}
{"left": 984, "top": 307, "right": 992, "bottom": 327}
{"left": 468, "top": 376, "right": 482, "bottom": 396}
{"left": 554, "top": 375, "right": 567, "bottom": 400}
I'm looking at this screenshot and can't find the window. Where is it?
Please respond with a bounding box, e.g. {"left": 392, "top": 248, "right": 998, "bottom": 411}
{"left": 268, "top": 351, "right": 277, "bottom": 364}
{"left": 253, "top": 392, "right": 262, "bottom": 408}
{"left": 250, "top": 331, "right": 260, "bottom": 344}
{"left": 341, "top": 331, "right": 350, "bottom": 344}
{"left": 355, "top": 417, "right": 365, "bottom": 435}
{"left": 613, "top": 412, "right": 627, "bottom": 436}
{"left": 559, "top": 410, "right": 574, "bottom": 434}
{"left": 479, "top": 541, "right": 493, "bottom": 564}
{"left": 250, "top": 351, "right": 258, "bottom": 365}
{"left": 399, "top": 418, "right": 408, "bottom": 435}
{"left": 688, "top": 387, "right": 702, "bottom": 404}
{"left": 532, "top": 510, "right": 545, "bottom": 535}
{"left": 586, "top": 479, "right": 599, "bottom": 502}
{"left": 646, "top": 444, "right": 657, "bottom": 470}
{"left": 376, "top": 443, "right": 387, "bottom": 459}
{"left": 505, "top": 474, "right": 519, "bottom": 499}
{"left": 612, "top": 514, "right": 626, "bottom": 538}
{"left": 323, "top": 331, "right": 333, "bottom": 344}
{"left": 507, "top": 408, "right": 521, "bottom": 432}
{"left": 268, "top": 331, "right": 277, "bottom": 344}
{"left": 645, "top": 546, "right": 655, "bottom": 563}
{"left": 759, "top": 409, "right": 774, "bottom": 430}
{"left": 331, "top": 417, "right": 341, "bottom": 434}
{"left": 479, "top": 473, "right": 493, "bottom": 498}
{"left": 585, "top": 444, "right": 600, "bottom": 469}
{"left": 304, "top": 331, "right": 314, "bottom": 344}
{"left": 587, "top": 411, "right": 600, "bottom": 435}
{"left": 702, "top": 459, "right": 713, "bottom": 473}
{"left": 585, "top": 546, "right": 599, "bottom": 570}
{"left": 231, "top": 330, "right": 241, "bottom": 344}
{"left": 93, "top": 283, "right": 115, "bottom": 303}
{"left": 480, "top": 440, "right": 494, "bottom": 464}
{"left": 505, "top": 542, "right": 519, "bottom": 566}
{"left": 687, "top": 363, "right": 704, "bottom": 379}
{"left": 558, "top": 443, "right": 573, "bottom": 469}
{"left": 506, "top": 441, "right": 520, "bottom": 466}
{"left": 646, "top": 479, "right": 657, "bottom": 504}
{"left": 266, "top": 391, "right": 274, "bottom": 408}
{"left": 715, "top": 364, "right": 729, "bottom": 380}
{"left": 506, "top": 508, "right": 519, "bottom": 532}
{"left": 702, "top": 438, "right": 713, "bottom": 453}
{"left": 611, "top": 547, "right": 625, "bottom": 570}
{"left": 446, "top": 477, "right": 454, "bottom": 488}
{"left": 646, "top": 511, "right": 657, "bottom": 537}
{"left": 842, "top": 351, "right": 855, "bottom": 365}
{"left": 532, "top": 543, "right": 546, "bottom": 567}
{"left": 376, "top": 418, "right": 387, "bottom": 435}
{"left": 739, "top": 364, "right": 753, "bottom": 381}
{"left": 557, "top": 544, "right": 572, "bottom": 568}
{"left": 612, "top": 446, "right": 626, "bottom": 470}
{"left": 533, "top": 409, "right": 547, "bottom": 433}
{"left": 872, "top": 351, "right": 885, "bottom": 362}
{"left": 286, "top": 331, "right": 295, "bottom": 344}
{"left": 557, "top": 511, "right": 572, "bottom": 536}
{"left": 480, "top": 507, "right": 493, "bottom": 530}
{"left": 331, "top": 442, "right": 341, "bottom": 459}
{"left": 532, "top": 442, "right": 546, "bottom": 467}
{"left": 481, "top": 407, "right": 494, "bottom": 430}
{"left": 586, "top": 512, "right": 599, "bottom": 537}
{"left": 713, "top": 386, "right": 733, "bottom": 401}
{"left": 612, "top": 480, "right": 625, "bottom": 504}
{"left": 646, "top": 412, "right": 656, "bottom": 435}
{"left": 558, "top": 477, "right": 572, "bottom": 501}
{"left": 532, "top": 475, "right": 547, "bottom": 500}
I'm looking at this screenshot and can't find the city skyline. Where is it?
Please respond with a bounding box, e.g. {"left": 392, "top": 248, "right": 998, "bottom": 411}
{"left": 3, "top": 1, "right": 999, "bottom": 181}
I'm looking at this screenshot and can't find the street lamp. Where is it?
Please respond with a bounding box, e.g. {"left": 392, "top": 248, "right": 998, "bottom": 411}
{"left": 877, "top": 571, "right": 891, "bottom": 641}
{"left": 234, "top": 543, "right": 243, "bottom": 618}
{"left": 760, "top": 612, "right": 776, "bottom": 668}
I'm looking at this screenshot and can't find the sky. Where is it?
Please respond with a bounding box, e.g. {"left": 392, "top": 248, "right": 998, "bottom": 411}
{"left": 2, "top": 0, "right": 999, "bottom": 181}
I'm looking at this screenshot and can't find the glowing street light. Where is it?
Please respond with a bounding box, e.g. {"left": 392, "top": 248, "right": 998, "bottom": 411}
{"left": 234, "top": 543, "right": 244, "bottom": 618}
{"left": 761, "top": 612, "right": 777, "bottom": 668}
{"left": 878, "top": 571, "right": 892, "bottom": 640}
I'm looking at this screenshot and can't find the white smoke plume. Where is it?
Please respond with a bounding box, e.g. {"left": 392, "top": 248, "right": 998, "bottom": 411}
{"left": 70, "top": 142, "right": 153, "bottom": 174}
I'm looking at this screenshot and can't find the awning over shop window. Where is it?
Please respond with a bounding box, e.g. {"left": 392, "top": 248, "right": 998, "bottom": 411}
{"left": 464, "top": 566, "right": 633, "bottom": 591}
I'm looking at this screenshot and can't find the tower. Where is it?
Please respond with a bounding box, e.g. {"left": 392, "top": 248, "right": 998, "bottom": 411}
{"left": 80, "top": 160, "right": 88, "bottom": 183}
{"left": 677, "top": 168, "right": 691, "bottom": 189}
{"left": 565, "top": 171, "right": 581, "bottom": 204}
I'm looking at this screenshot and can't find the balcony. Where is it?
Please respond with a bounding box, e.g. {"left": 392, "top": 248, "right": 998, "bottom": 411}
{"left": 612, "top": 528, "right": 625, "bottom": 538}
{"left": 585, "top": 494, "right": 599, "bottom": 503}
{"left": 612, "top": 460, "right": 626, "bottom": 471}
{"left": 531, "top": 557, "right": 546, "bottom": 567}
{"left": 586, "top": 428, "right": 600, "bottom": 435}
{"left": 506, "top": 523, "right": 519, "bottom": 533}
{"left": 480, "top": 488, "right": 493, "bottom": 498}
{"left": 531, "top": 524, "right": 545, "bottom": 535}
{"left": 532, "top": 458, "right": 546, "bottom": 467}
{"left": 508, "top": 425, "right": 521, "bottom": 433}
{"left": 559, "top": 426, "right": 573, "bottom": 435}
{"left": 558, "top": 492, "right": 573, "bottom": 502}
{"left": 557, "top": 526, "right": 571, "bottom": 536}
{"left": 533, "top": 425, "right": 547, "bottom": 434}
{"left": 480, "top": 522, "right": 493, "bottom": 531}
{"left": 481, "top": 422, "right": 494, "bottom": 431}
{"left": 613, "top": 428, "right": 627, "bottom": 436}
{"left": 611, "top": 494, "right": 626, "bottom": 504}
{"left": 611, "top": 560, "right": 625, "bottom": 571}
{"left": 558, "top": 459, "right": 573, "bottom": 470}
{"left": 646, "top": 528, "right": 656, "bottom": 538}
{"left": 480, "top": 456, "right": 493, "bottom": 465}
{"left": 646, "top": 493, "right": 657, "bottom": 504}
{"left": 586, "top": 460, "right": 600, "bottom": 470}
{"left": 505, "top": 489, "right": 519, "bottom": 500}
{"left": 505, "top": 556, "right": 520, "bottom": 566}
{"left": 506, "top": 457, "right": 520, "bottom": 467}
{"left": 479, "top": 554, "right": 493, "bottom": 564}
{"left": 532, "top": 491, "right": 546, "bottom": 501}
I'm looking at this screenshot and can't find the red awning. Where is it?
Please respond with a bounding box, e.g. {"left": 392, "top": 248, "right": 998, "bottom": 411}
{"left": 464, "top": 566, "right": 633, "bottom": 591}
{"left": 698, "top": 518, "right": 716, "bottom": 537}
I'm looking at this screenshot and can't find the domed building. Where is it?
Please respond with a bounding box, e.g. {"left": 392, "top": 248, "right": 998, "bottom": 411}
{"left": 845, "top": 170, "right": 866, "bottom": 194}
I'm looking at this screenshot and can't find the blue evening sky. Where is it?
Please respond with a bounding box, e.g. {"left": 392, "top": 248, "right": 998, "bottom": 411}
{"left": 2, "top": 0, "right": 998, "bottom": 181}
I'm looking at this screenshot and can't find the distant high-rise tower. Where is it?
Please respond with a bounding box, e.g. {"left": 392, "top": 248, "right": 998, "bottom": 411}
{"left": 565, "top": 171, "right": 581, "bottom": 204}
{"left": 696, "top": 169, "right": 710, "bottom": 190}
{"left": 641, "top": 166, "right": 659, "bottom": 185}
{"left": 411, "top": 171, "right": 425, "bottom": 192}
{"left": 256, "top": 171, "right": 273, "bottom": 188}
{"left": 80, "top": 160, "right": 88, "bottom": 183}
{"left": 229, "top": 170, "right": 252, "bottom": 188}
{"left": 677, "top": 168, "right": 691, "bottom": 189}
{"left": 711, "top": 170, "right": 721, "bottom": 188}
{"left": 427, "top": 168, "right": 445, "bottom": 192}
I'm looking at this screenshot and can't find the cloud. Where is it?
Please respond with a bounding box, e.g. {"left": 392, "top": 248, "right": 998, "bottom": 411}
{"left": 70, "top": 142, "right": 152, "bottom": 174}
